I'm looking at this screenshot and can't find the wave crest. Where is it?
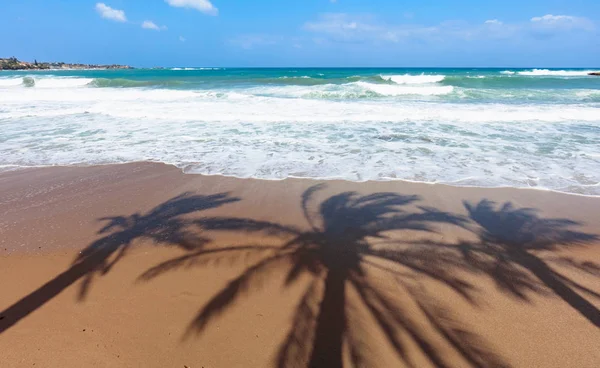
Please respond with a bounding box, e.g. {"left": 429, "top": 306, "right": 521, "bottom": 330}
{"left": 382, "top": 74, "right": 446, "bottom": 84}
{"left": 0, "top": 77, "right": 94, "bottom": 88}
{"left": 353, "top": 81, "right": 453, "bottom": 96}
{"left": 0, "top": 77, "right": 26, "bottom": 87}
{"left": 518, "top": 69, "right": 597, "bottom": 77}
{"left": 89, "top": 78, "right": 185, "bottom": 88}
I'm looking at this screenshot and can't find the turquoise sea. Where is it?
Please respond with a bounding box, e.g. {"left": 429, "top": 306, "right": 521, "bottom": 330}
{"left": 1, "top": 67, "right": 599, "bottom": 195}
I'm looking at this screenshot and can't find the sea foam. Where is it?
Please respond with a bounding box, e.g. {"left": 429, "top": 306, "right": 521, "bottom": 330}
{"left": 0, "top": 77, "right": 25, "bottom": 87}
{"left": 518, "top": 69, "right": 597, "bottom": 77}
{"left": 1, "top": 69, "right": 599, "bottom": 195}
{"left": 0, "top": 76, "right": 94, "bottom": 88}
{"left": 353, "top": 81, "right": 453, "bottom": 96}
{"left": 383, "top": 74, "right": 446, "bottom": 84}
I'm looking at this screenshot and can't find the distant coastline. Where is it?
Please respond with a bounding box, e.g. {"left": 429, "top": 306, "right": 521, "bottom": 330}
{"left": 0, "top": 57, "right": 133, "bottom": 71}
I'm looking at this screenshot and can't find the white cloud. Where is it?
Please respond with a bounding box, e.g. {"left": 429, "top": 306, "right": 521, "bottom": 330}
{"left": 142, "top": 20, "right": 167, "bottom": 31}
{"left": 165, "top": 0, "right": 218, "bottom": 16}
{"left": 531, "top": 14, "right": 575, "bottom": 23}
{"left": 95, "top": 3, "right": 127, "bottom": 22}
{"left": 304, "top": 13, "right": 439, "bottom": 43}
{"left": 303, "top": 13, "right": 595, "bottom": 45}
{"left": 530, "top": 14, "right": 594, "bottom": 31}
{"left": 179, "top": 36, "right": 186, "bottom": 42}
{"left": 485, "top": 19, "right": 503, "bottom": 25}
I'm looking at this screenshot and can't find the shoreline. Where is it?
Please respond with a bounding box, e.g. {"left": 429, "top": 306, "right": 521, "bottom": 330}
{"left": 1, "top": 161, "right": 599, "bottom": 199}
{"left": 1, "top": 162, "right": 599, "bottom": 367}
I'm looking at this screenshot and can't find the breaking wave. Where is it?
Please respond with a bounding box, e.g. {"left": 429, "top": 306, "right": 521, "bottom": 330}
{"left": 381, "top": 74, "right": 446, "bottom": 84}
{"left": 1, "top": 68, "right": 599, "bottom": 195}
{"left": 517, "top": 69, "right": 598, "bottom": 77}
{"left": 170, "top": 67, "right": 222, "bottom": 71}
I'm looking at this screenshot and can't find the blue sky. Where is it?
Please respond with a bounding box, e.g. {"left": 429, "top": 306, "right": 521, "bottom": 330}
{"left": 1, "top": 0, "right": 599, "bottom": 67}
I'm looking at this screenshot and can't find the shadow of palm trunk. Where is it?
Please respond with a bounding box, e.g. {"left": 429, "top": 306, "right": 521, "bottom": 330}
{"left": 513, "top": 249, "right": 600, "bottom": 327}
{"left": 463, "top": 199, "right": 600, "bottom": 328}
{"left": 0, "top": 245, "right": 118, "bottom": 333}
{"left": 0, "top": 192, "right": 238, "bottom": 334}
{"left": 141, "top": 185, "right": 509, "bottom": 367}
{"left": 309, "top": 269, "right": 347, "bottom": 368}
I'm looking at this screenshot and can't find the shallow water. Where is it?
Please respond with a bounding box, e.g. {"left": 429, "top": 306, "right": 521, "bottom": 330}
{"left": 1, "top": 67, "right": 599, "bottom": 195}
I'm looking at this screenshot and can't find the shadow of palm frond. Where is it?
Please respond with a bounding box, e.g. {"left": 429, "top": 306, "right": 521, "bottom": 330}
{"left": 460, "top": 199, "right": 600, "bottom": 327}
{"left": 142, "top": 185, "right": 508, "bottom": 368}
{"left": 0, "top": 192, "right": 239, "bottom": 334}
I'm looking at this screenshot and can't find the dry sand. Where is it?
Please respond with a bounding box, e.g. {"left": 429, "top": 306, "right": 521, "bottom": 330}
{"left": 0, "top": 162, "right": 599, "bottom": 367}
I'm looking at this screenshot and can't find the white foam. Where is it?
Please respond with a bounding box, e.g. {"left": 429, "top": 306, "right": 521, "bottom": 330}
{"left": 171, "top": 67, "right": 221, "bottom": 71}
{"left": 518, "top": 69, "right": 597, "bottom": 77}
{"left": 33, "top": 77, "right": 94, "bottom": 88}
{"left": 233, "top": 82, "right": 455, "bottom": 99}
{"left": 0, "top": 76, "right": 94, "bottom": 88}
{"left": 2, "top": 86, "right": 599, "bottom": 123}
{"left": 0, "top": 78, "right": 24, "bottom": 87}
{"left": 576, "top": 90, "right": 600, "bottom": 98}
{"left": 0, "top": 87, "right": 197, "bottom": 103}
{"left": 383, "top": 74, "right": 446, "bottom": 84}
{"left": 500, "top": 71, "right": 515, "bottom": 75}
{"left": 354, "top": 81, "right": 453, "bottom": 96}
{"left": 1, "top": 81, "right": 599, "bottom": 195}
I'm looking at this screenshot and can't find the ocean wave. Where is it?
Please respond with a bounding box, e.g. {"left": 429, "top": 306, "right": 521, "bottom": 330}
{"left": 0, "top": 76, "right": 187, "bottom": 89}
{"left": 500, "top": 71, "right": 515, "bottom": 75}
{"left": 2, "top": 68, "right": 600, "bottom": 196}
{"left": 248, "top": 74, "right": 445, "bottom": 87}
{"left": 455, "top": 88, "right": 600, "bottom": 102}
{"left": 0, "top": 77, "right": 25, "bottom": 87}
{"left": 1, "top": 95, "right": 599, "bottom": 194}
{"left": 2, "top": 75, "right": 597, "bottom": 103}
{"left": 170, "top": 67, "right": 221, "bottom": 71}
{"left": 0, "top": 77, "right": 95, "bottom": 88}
{"left": 518, "top": 69, "right": 598, "bottom": 77}
{"left": 88, "top": 78, "right": 185, "bottom": 88}
{"left": 252, "top": 75, "right": 386, "bottom": 86}
{"left": 6, "top": 86, "right": 596, "bottom": 123}
{"left": 244, "top": 81, "right": 454, "bottom": 99}
{"left": 34, "top": 77, "right": 95, "bottom": 88}
{"left": 353, "top": 81, "right": 453, "bottom": 96}
{"left": 574, "top": 90, "right": 600, "bottom": 101}
{"left": 382, "top": 74, "right": 446, "bottom": 84}
{"left": 441, "top": 74, "right": 600, "bottom": 90}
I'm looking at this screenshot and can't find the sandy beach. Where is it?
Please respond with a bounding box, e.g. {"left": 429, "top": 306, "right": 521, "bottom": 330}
{"left": 1, "top": 162, "right": 599, "bottom": 367}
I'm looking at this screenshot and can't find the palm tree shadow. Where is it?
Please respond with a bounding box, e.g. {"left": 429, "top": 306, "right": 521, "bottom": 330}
{"left": 0, "top": 192, "right": 239, "bottom": 334}
{"left": 460, "top": 200, "right": 600, "bottom": 327}
{"left": 142, "top": 185, "right": 509, "bottom": 368}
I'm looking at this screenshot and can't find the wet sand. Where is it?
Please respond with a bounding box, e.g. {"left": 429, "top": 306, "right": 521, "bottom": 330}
{"left": 1, "top": 162, "right": 599, "bottom": 367}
